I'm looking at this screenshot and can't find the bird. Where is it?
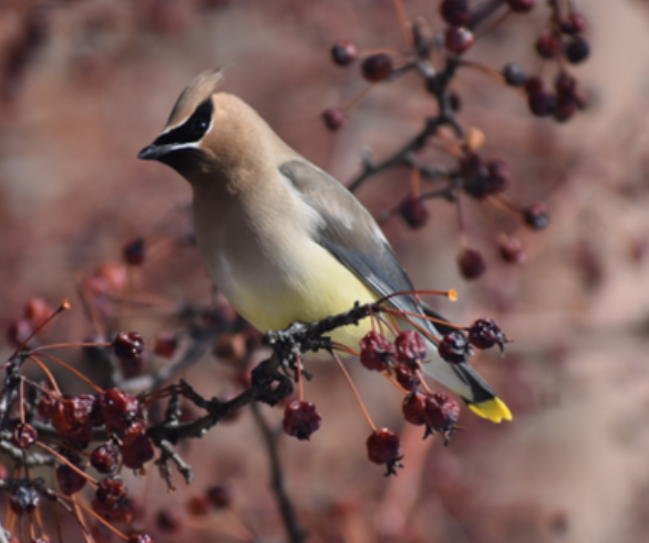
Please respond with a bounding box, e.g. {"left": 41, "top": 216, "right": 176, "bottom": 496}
{"left": 138, "top": 69, "right": 512, "bottom": 423}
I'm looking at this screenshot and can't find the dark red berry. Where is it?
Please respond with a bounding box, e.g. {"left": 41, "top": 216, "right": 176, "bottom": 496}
{"left": 524, "top": 75, "right": 544, "bottom": 95}
{"left": 507, "top": 0, "right": 535, "bottom": 12}
{"left": 503, "top": 63, "right": 527, "bottom": 86}
{"left": 555, "top": 72, "right": 576, "bottom": 97}
{"left": 457, "top": 248, "right": 486, "bottom": 280}
{"left": 123, "top": 420, "right": 146, "bottom": 446}
{"left": 206, "top": 485, "right": 231, "bottom": 509}
{"left": 527, "top": 89, "right": 558, "bottom": 117}
{"left": 128, "top": 535, "right": 155, "bottom": 543}
{"left": 437, "top": 332, "right": 469, "bottom": 363}
{"left": 155, "top": 508, "right": 183, "bottom": 533}
{"left": 486, "top": 159, "right": 510, "bottom": 190}
{"left": 96, "top": 476, "right": 127, "bottom": 507}
{"left": 560, "top": 13, "right": 587, "bottom": 35}
{"left": 123, "top": 238, "right": 145, "bottom": 266}
{"left": 113, "top": 331, "right": 144, "bottom": 360}
{"left": 361, "top": 53, "right": 393, "bottom": 82}
{"left": 464, "top": 159, "right": 509, "bottom": 199}
{"left": 565, "top": 36, "right": 589, "bottom": 64}
{"left": 499, "top": 236, "right": 526, "bottom": 264}
{"left": 522, "top": 201, "right": 549, "bottom": 230}
{"left": 91, "top": 443, "right": 120, "bottom": 474}
{"left": 424, "top": 392, "right": 459, "bottom": 431}
{"left": 282, "top": 400, "right": 322, "bottom": 440}
{"left": 460, "top": 151, "right": 487, "bottom": 179}
{"left": 444, "top": 26, "right": 474, "bottom": 55}
{"left": 331, "top": 40, "right": 357, "bottom": 66}
{"left": 12, "top": 423, "right": 37, "bottom": 449}
{"left": 100, "top": 387, "right": 139, "bottom": 433}
{"left": 91, "top": 498, "right": 131, "bottom": 522}
{"left": 154, "top": 331, "right": 178, "bottom": 358}
{"left": 322, "top": 107, "right": 346, "bottom": 131}
{"left": 402, "top": 390, "right": 428, "bottom": 425}
{"left": 10, "top": 486, "right": 40, "bottom": 515}
{"left": 394, "top": 331, "right": 427, "bottom": 364}
{"left": 121, "top": 433, "right": 155, "bottom": 469}
{"left": 186, "top": 496, "right": 210, "bottom": 517}
{"left": 56, "top": 464, "right": 87, "bottom": 495}
{"left": 394, "top": 364, "right": 421, "bottom": 391}
{"left": 51, "top": 394, "right": 96, "bottom": 437}
{"left": 366, "top": 428, "right": 401, "bottom": 465}
{"left": 468, "top": 318, "right": 506, "bottom": 350}
{"left": 400, "top": 195, "right": 429, "bottom": 229}
{"left": 359, "top": 331, "right": 395, "bottom": 371}
{"left": 24, "top": 297, "right": 54, "bottom": 327}
{"left": 440, "top": 0, "right": 470, "bottom": 26}
{"left": 535, "top": 31, "right": 562, "bottom": 59}
{"left": 36, "top": 394, "right": 54, "bottom": 421}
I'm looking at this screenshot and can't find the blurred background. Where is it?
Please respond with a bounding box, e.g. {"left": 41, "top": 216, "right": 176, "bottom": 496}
{"left": 2, "top": 0, "right": 649, "bottom": 542}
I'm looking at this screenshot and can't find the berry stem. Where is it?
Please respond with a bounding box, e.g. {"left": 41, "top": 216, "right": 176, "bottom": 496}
{"left": 28, "top": 356, "right": 62, "bottom": 394}
{"left": 53, "top": 492, "right": 129, "bottom": 541}
{"left": 8, "top": 300, "right": 71, "bottom": 361}
{"left": 35, "top": 442, "right": 98, "bottom": 488}
{"left": 296, "top": 355, "right": 304, "bottom": 403}
{"left": 391, "top": 0, "right": 413, "bottom": 50}
{"left": 330, "top": 350, "right": 376, "bottom": 432}
{"left": 376, "top": 289, "right": 458, "bottom": 304}
{"left": 35, "top": 352, "right": 104, "bottom": 394}
{"left": 30, "top": 341, "right": 112, "bottom": 353}
{"left": 342, "top": 84, "right": 374, "bottom": 111}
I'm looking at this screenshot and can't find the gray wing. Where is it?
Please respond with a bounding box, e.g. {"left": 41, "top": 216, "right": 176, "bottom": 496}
{"left": 279, "top": 159, "right": 439, "bottom": 339}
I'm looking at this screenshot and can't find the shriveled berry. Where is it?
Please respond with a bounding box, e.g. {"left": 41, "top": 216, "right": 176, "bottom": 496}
{"left": 282, "top": 400, "right": 322, "bottom": 440}
{"left": 400, "top": 195, "right": 428, "bottom": 229}
{"left": 507, "top": 0, "right": 535, "bottom": 12}
{"left": 90, "top": 443, "right": 120, "bottom": 474}
{"left": 503, "top": 63, "right": 526, "bottom": 86}
{"left": 437, "top": 332, "right": 469, "bottom": 363}
{"left": 425, "top": 392, "right": 459, "bottom": 430}
{"left": 156, "top": 508, "right": 183, "bottom": 533}
{"left": 444, "top": 26, "right": 474, "bottom": 55}
{"left": 123, "top": 420, "right": 146, "bottom": 446}
{"left": 100, "top": 387, "right": 138, "bottom": 433}
{"left": 92, "top": 498, "right": 132, "bottom": 522}
{"left": 56, "top": 464, "right": 87, "bottom": 495}
{"left": 361, "top": 53, "right": 393, "bottom": 82}
{"left": 565, "top": 36, "right": 589, "bottom": 64}
{"left": 560, "top": 13, "right": 586, "bottom": 35}
{"left": 395, "top": 331, "right": 427, "bottom": 364}
{"left": 206, "top": 485, "right": 231, "bottom": 509}
{"left": 440, "top": 0, "right": 470, "bottom": 26}
{"left": 523, "top": 201, "right": 549, "bottom": 229}
{"left": 113, "top": 331, "right": 144, "bottom": 360}
{"left": 10, "top": 486, "right": 40, "bottom": 515}
{"left": 121, "top": 433, "right": 155, "bottom": 469}
{"left": 394, "top": 364, "right": 421, "bottom": 391}
{"left": 457, "top": 248, "right": 486, "bottom": 280}
{"left": 331, "top": 40, "right": 357, "bottom": 66}
{"left": 154, "top": 331, "right": 178, "bottom": 358}
{"left": 129, "top": 535, "right": 155, "bottom": 543}
{"left": 499, "top": 236, "right": 526, "bottom": 263}
{"left": 359, "top": 331, "right": 395, "bottom": 371}
{"left": 12, "top": 423, "right": 37, "bottom": 449}
{"left": 366, "top": 428, "right": 401, "bottom": 465}
{"left": 51, "top": 394, "right": 96, "bottom": 437}
{"left": 535, "top": 31, "right": 562, "bottom": 59}
{"left": 322, "top": 108, "right": 346, "bottom": 131}
{"left": 468, "top": 318, "right": 506, "bottom": 350}
{"left": 96, "top": 476, "right": 127, "bottom": 507}
{"left": 402, "top": 390, "right": 428, "bottom": 425}
{"left": 36, "top": 394, "right": 54, "bottom": 421}
{"left": 123, "top": 238, "right": 145, "bottom": 266}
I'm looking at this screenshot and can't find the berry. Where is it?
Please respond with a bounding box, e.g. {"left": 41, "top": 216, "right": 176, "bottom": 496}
{"left": 24, "top": 297, "right": 54, "bottom": 327}
{"left": 123, "top": 238, "right": 145, "bottom": 266}
{"left": 113, "top": 331, "right": 144, "bottom": 360}
{"left": 527, "top": 89, "right": 557, "bottom": 117}
{"left": 535, "top": 31, "right": 562, "bottom": 59}
{"left": 331, "top": 40, "right": 357, "bottom": 66}
{"left": 154, "top": 331, "right": 178, "bottom": 358}
{"left": 522, "top": 201, "right": 549, "bottom": 230}
{"left": 129, "top": 535, "right": 155, "bottom": 543}
{"left": 12, "top": 423, "right": 37, "bottom": 449}
{"left": 507, "top": 0, "right": 535, "bottom": 12}
{"left": 424, "top": 392, "right": 459, "bottom": 431}
{"left": 282, "top": 400, "right": 322, "bottom": 440}
{"left": 499, "top": 236, "right": 526, "bottom": 264}
{"left": 156, "top": 508, "right": 183, "bottom": 533}
{"left": 486, "top": 159, "right": 510, "bottom": 190}
{"left": 440, "top": 0, "right": 470, "bottom": 26}
{"left": 400, "top": 195, "right": 429, "bottom": 229}
{"left": 463, "top": 159, "right": 509, "bottom": 199}
{"left": 437, "top": 332, "right": 469, "bottom": 364}
{"left": 36, "top": 394, "right": 54, "bottom": 421}
{"left": 56, "top": 464, "right": 87, "bottom": 495}
{"left": 206, "top": 485, "right": 231, "bottom": 509}
{"left": 457, "top": 248, "right": 486, "bottom": 280}
{"left": 366, "top": 428, "right": 401, "bottom": 465}
{"left": 503, "top": 63, "right": 526, "bottom": 86}
{"left": 186, "top": 495, "right": 210, "bottom": 516}
{"left": 524, "top": 75, "right": 544, "bottom": 95}
{"left": 555, "top": 72, "right": 576, "bottom": 97}
{"left": 359, "top": 331, "right": 395, "bottom": 371}
{"left": 444, "top": 26, "right": 474, "bottom": 55}
{"left": 100, "top": 387, "right": 139, "bottom": 433}
{"left": 468, "top": 318, "right": 506, "bottom": 350}
{"left": 51, "top": 394, "right": 96, "bottom": 437}
{"left": 10, "top": 486, "right": 40, "bottom": 515}
{"left": 560, "top": 13, "right": 587, "bottom": 35}
{"left": 91, "top": 443, "right": 120, "bottom": 474}
{"left": 394, "top": 331, "right": 427, "bottom": 364}
{"left": 394, "top": 364, "right": 421, "bottom": 391}
{"left": 402, "top": 390, "right": 428, "bottom": 425}
{"left": 96, "top": 476, "right": 127, "bottom": 507}
{"left": 322, "top": 108, "right": 346, "bottom": 131}
{"left": 121, "top": 433, "right": 155, "bottom": 469}
{"left": 565, "top": 36, "right": 589, "bottom": 64}
{"left": 460, "top": 151, "right": 487, "bottom": 179}
{"left": 361, "top": 54, "right": 393, "bottom": 82}
{"left": 123, "top": 420, "right": 146, "bottom": 446}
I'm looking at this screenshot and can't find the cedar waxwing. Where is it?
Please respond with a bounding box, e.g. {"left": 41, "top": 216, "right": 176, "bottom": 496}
{"left": 138, "top": 69, "right": 512, "bottom": 423}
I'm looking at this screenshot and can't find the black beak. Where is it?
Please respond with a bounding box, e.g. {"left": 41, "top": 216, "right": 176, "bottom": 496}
{"left": 138, "top": 144, "right": 165, "bottom": 161}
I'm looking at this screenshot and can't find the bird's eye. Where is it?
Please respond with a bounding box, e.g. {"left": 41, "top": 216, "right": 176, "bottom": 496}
{"left": 191, "top": 117, "right": 209, "bottom": 135}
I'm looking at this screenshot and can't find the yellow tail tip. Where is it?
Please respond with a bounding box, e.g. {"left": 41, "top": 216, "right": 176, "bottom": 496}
{"left": 468, "top": 397, "right": 512, "bottom": 423}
